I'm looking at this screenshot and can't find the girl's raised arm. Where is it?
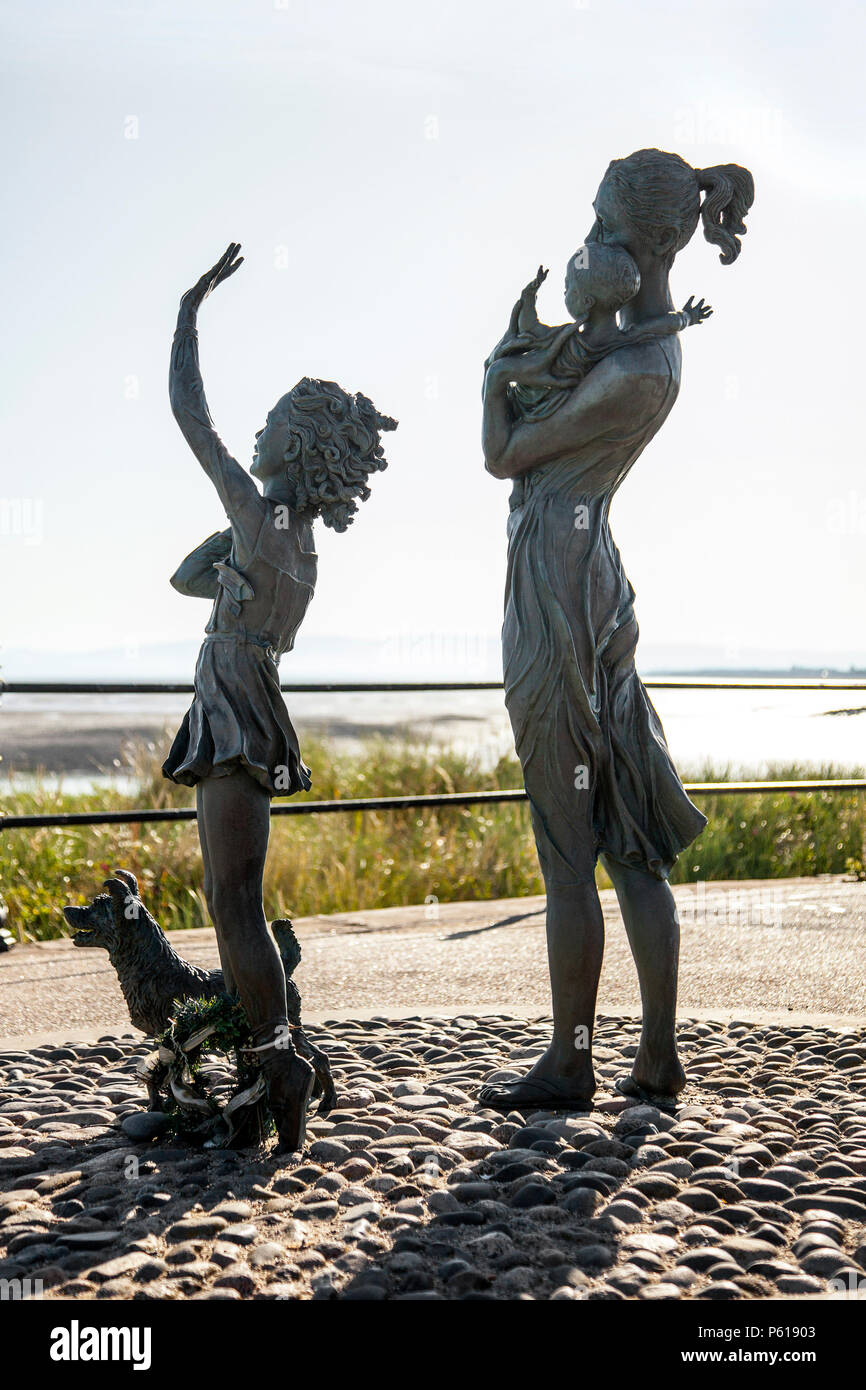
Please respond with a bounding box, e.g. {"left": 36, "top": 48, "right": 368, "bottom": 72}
{"left": 169, "top": 243, "right": 263, "bottom": 521}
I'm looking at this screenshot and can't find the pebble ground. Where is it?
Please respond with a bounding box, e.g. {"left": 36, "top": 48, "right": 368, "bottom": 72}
{"left": 2, "top": 1013, "right": 866, "bottom": 1301}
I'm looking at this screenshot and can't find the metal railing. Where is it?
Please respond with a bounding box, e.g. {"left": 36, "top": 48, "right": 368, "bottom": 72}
{"left": 5, "top": 677, "right": 866, "bottom": 695}
{"left": 3, "top": 677, "right": 866, "bottom": 832}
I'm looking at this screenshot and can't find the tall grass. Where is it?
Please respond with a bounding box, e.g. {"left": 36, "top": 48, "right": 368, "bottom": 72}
{"left": 2, "top": 736, "right": 864, "bottom": 942}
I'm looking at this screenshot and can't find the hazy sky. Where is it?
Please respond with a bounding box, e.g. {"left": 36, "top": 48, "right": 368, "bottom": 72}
{"left": 2, "top": 0, "right": 865, "bottom": 673}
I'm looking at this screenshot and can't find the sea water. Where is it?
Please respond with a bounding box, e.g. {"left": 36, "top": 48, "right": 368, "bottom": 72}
{"left": 1, "top": 687, "right": 863, "bottom": 788}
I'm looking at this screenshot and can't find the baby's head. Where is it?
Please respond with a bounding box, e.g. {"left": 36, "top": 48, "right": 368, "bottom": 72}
{"left": 252, "top": 378, "right": 397, "bottom": 530}
{"left": 564, "top": 242, "right": 640, "bottom": 323}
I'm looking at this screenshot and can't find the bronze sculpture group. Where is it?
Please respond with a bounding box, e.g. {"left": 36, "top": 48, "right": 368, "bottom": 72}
{"left": 68, "top": 149, "right": 754, "bottom": 1150}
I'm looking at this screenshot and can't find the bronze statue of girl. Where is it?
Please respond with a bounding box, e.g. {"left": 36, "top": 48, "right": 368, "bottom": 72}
{"left": 163, "top": 243, "right": 396, "bottom": 1151}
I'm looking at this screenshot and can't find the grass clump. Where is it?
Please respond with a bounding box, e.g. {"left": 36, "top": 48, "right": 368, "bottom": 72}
{"left": 2, "top": 736, "right": 864, "bottom": 942}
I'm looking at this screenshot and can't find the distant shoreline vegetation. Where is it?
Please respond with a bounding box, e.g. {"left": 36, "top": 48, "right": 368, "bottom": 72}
{"left": 2, "top": 736, "right": 865, "bottom": 943}
{"left": 644, "top": 668, "right": 866, "bottom": 679}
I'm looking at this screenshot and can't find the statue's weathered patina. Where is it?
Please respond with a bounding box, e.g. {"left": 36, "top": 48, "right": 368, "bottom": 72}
{"left": 479, "top": 150, "right": 754, "bottom": 1112}
{"left": 160, "top": 244, "right": 396, "bottom": 1151}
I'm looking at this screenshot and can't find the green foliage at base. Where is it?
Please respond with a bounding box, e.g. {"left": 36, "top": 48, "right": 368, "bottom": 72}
{"left": 154, "top": 992, "right": 272, "bottom": 1140}
{"left": 162, "top": 992, "right": 252, "bottom": 1064}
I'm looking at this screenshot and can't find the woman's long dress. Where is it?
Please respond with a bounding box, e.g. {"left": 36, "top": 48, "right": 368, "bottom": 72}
{"left": 503, "top": 336, "right": 706, "bottom": 884}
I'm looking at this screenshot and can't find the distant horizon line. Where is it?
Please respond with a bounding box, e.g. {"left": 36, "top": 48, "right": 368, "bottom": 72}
{"left": 5, "top": 638, "right": 866, "bottom": 683}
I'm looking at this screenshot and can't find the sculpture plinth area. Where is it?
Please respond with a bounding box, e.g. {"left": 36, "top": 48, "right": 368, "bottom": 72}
{"left": 65, "top": 150, "right": 754, "bottom": 1156}
{"left": 479, "top": 149, "right": 754, "bottom": 1113}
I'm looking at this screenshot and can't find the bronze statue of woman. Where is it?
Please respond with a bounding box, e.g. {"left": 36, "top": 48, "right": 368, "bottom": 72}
{"left": 163, "top": 244, "right": 396, "bottom": 1150}
{"left": 479, "top": 150, "right": 754, "bottom": 1111}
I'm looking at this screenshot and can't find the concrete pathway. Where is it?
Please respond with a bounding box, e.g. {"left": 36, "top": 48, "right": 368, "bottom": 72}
{"left": 1, "top": 875, "right": 864, "bottom": 1046}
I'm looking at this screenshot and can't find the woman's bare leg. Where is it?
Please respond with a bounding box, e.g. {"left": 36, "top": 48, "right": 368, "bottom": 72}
{"left": 535, "top": 878, "right": 605, "bottom": 1087}
{"left": 479, "top": 877, "right": 603, "bottom": 1106}
{"left": 600, "top": 855, "right": 685, "bottom": 1097}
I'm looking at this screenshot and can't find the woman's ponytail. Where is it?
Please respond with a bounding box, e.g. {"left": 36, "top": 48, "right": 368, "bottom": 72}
{"left": 697, "top": 164, "right": 755, "bottom": 265}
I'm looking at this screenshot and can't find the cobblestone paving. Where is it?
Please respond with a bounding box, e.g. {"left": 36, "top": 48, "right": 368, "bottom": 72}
{"left": 2, "top": 1013, "right": 866, "bottom": 1300}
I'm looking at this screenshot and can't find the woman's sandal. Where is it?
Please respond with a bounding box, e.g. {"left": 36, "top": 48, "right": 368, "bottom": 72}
{"left": 477, "top": 1076, "right": 593, "bottom": 1113}
{"left": 614, "top": 1074, "right": 680, "bottom": 1112}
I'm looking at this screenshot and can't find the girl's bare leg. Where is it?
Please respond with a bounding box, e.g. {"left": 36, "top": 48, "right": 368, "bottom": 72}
{"left": 196, "top": 782, "right": 236, "bottom": 996}
{"left": 197, "top": 768, "right": 285, "bottom": 1028}
{"left": 197, "top": 767, "right": 313, "bottom": 1148}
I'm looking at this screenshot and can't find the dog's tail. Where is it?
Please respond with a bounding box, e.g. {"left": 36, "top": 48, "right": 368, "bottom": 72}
{"left": 271, "top": 919, "right": 302, "bottom": 978}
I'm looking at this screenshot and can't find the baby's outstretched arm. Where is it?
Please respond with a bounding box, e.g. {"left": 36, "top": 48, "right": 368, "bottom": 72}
{"left": 515, "top": 265, "right": 550, "bottom": 336}
{"left": 485, "top": 266, "right": 554, "bottom": 373}
{"left": 679, "top": 295, "right": 713, "bottom": 327}
{"left": 621, "top": 294, "right": 713, "bottom": 340}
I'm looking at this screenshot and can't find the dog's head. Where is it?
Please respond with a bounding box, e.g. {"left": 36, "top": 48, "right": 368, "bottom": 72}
{"left": 63, "top": 894, "right": 117, "bottom": 950}
{"left": 63, "top": 869, "right": 149, "bottom": 953}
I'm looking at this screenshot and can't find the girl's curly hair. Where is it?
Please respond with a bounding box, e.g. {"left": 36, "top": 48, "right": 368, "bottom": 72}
{"left": 282, "top": 377, "right": 397, "bottom": 531}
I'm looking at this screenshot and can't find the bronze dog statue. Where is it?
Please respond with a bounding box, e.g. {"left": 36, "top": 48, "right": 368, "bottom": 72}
{"left": 64, "top": 868, "right": 335, "bottom": 1114}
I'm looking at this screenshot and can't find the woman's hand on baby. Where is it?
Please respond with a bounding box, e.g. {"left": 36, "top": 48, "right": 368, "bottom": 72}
{"left": 683, "top": 295, "right": 713, "bottom": 326}
{"left": 488, "top": 321, "right": 578, "bottom": 390}
{"left": 494, "top": 330, "right": 543, "bottom": 357}
{"left": 180, "top": 243, "right": 244, "bottom": 315}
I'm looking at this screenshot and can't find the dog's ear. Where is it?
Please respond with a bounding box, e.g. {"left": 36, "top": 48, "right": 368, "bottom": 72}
{"left": 113, "top": 868, "right": 139, "bottom": 896}
{"left": 103, "top": 878, "right": 134, "bottom": 913}
{"left": 104, "top": 877, "right": 142, "bottom": 925}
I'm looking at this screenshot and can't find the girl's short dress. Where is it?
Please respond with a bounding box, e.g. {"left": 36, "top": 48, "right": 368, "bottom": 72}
{"left": 163, "top": 495, "right": 317, "bottom": 798}
{"left": 164, "top": 631, "right": 311, "bottom": 797}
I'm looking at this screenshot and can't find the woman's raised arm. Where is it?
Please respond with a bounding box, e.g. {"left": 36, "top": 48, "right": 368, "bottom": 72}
{"left": 169, "top": 244, "right": 262, "bottom": 519}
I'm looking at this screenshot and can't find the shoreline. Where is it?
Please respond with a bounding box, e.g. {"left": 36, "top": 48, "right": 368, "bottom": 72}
{"left": 3, "top": 689, "right": 864, "bottom": 781}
